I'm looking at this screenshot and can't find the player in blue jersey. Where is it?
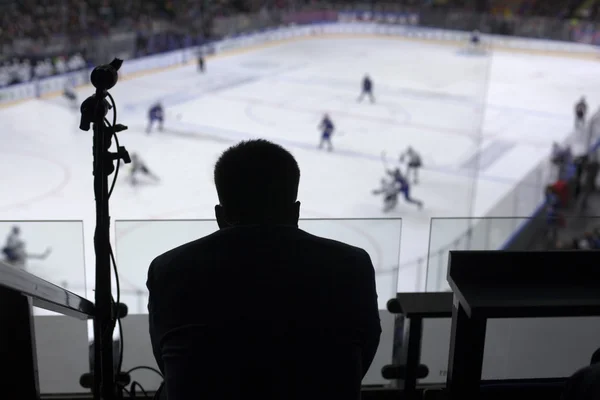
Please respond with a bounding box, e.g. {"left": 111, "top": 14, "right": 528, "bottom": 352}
{"left": 318, "top": 113, "right": 335, "bottom": 151}
{"left": 147, "top": 102, "right": 164, "bottom": 134}
{"left": 468, "top": 29, "right": 483, "bottom": 53}
{"left": 358, "top": 74, "right": 375, "bottom": 103}
{"left": 387, "top": 168, "right": 423, "bottom": 209}
{"left": 470, "top": 30, "right": 480, "bottom": 46}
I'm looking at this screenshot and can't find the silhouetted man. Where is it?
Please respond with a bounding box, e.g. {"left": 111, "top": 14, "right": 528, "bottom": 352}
{"left": 562, "top": 350, "right": 600, "bottom": 400}
{"left": 147, "top": 139, "right": 381, "bottom": 400}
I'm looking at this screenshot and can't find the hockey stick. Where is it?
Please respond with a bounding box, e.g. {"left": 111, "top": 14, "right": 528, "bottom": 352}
{"left": 162, "top": 110, "right": 182, "bottom": 121}
{"left": 381, "top": 151, "right": 391, "bottom": 171}
{"left": 28, "top": 247, "right": 52, "bottom": 260}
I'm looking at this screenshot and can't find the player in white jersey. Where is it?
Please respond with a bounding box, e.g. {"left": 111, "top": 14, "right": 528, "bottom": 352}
{"left": 2, "top": 226, "right": 51, "bottom": 269}
{"left": 63, "top": 82, "right": 77, "bottom": 109}
{"left": 372, "top": 178, "right": 400, "bottom": 212}
{"left": 129, "top": 153, "right": 160, "bottom": 186}
{"left": 400, "top": 146, "right": 422, "bottom": 184}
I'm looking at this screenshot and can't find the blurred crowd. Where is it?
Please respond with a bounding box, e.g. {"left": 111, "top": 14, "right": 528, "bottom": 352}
{"left": 2, "top": 0, "right": 600, "bottom": 87}
{"left": 0, "top": 53, "right": 87, "bottom": 87}
{"left": 488, "top": 0, "right": 600, "bottom": 20}
{"left": 0, "top": 0, "right": 291, "bottom": 51}
{"left": 0, "top": 0, "right": 202, "bottom": 48}
{"left": 0, "top": 0, "right": 231, "bottom": 87}
{"left": 554, "top": 228, "right": 600, "bottom": 250}
{"left": 545, "top": 140, "right": 600, "bottom": 248}
{"left": 2, "top": 0, "right": 600, "bottom": 49}
{"left": 418, "top": 0, "right": 600, "bottom": 20}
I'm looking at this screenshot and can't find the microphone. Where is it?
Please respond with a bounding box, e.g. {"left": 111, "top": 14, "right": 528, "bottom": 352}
{"left": 90, "top": 58, "right": 123, "bottom": 92}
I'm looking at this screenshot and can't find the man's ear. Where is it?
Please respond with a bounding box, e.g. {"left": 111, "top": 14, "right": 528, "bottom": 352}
{"left": 292, "top": 201, "right": 300, "bottom": 226}
{"left": 215, "top": 205, "right": 228, "bottom": 229}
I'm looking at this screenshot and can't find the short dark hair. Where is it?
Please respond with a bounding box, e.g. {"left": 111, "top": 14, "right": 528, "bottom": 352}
{"left": 214, "top": 139, "right": 300, "bottom": 221}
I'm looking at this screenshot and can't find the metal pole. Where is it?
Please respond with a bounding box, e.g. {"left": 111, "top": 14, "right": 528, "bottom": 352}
{"left": 92, "top": 102, "right": 115, "bottom": 400}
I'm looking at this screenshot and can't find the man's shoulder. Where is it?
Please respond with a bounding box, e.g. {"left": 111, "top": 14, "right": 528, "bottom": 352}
{"left": 149, "top": 230, "right": 221, "bottom": 272}
{"left": 148, "top": 225, "right": 371, "bottom": 274}
{"left": 298, "top": 229, "right": 368, "bottom": 258}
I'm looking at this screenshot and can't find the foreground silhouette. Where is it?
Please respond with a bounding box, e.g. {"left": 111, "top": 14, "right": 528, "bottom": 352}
{"left": 147, "top": 139, "right": 381, "bottom": 400}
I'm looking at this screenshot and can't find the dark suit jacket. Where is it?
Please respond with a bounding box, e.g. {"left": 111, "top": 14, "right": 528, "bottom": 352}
{"left": 147, "top": 224, "right": 381, "bottom": 400}
{"left": 562, "top": 363, "right": 600, "bottom": 400}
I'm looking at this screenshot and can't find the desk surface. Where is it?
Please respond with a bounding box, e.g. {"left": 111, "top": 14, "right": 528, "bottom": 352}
{"left": 390, "top": 292, "right": 453, "bottom": 318}
{"left": 450, "top": 281, "right": 600, "bottom": 319}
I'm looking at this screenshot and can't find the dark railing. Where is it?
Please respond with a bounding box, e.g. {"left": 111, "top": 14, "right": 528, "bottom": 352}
{"left": 0, "top": 260, "right": 95, "bottom": 399}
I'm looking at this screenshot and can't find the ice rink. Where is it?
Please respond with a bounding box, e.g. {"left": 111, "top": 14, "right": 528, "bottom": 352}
{"left": 1, "top": 34, "right": 598, "bottom": 310}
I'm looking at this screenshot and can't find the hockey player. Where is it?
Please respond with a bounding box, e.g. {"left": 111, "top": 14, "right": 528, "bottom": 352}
{"left": 63, "top": 82, "right": 77, "bottom": 109}
{"left": 147, "top": 102, "right": 164, "bottom": 134}
{"left": 400, "top": 146, "right": 422, "bottom": 184}
{"left": 387, "top": 168, "right": 423, "bottom": 209}
{"left": 372, "top": 178, "right": 399, "bottom": 212}
{"left": 2, "top": 226, "right": 51, "bottom": 269}
{"left": 318, "top": 113, "right": 335, "bottom": 151}
{"left": 129, "top": 153, "right": 160, "bottom": 186}
{"left": 575, "top": 97, "right": 588, "bottom": 130}
{"left": 551, "top": 142, "right": 571, "bottom": 165}
{"left": 358, "top": 74, "right": 375, "bottom": 103}
{"left": 198, "top": 53, "right": 205, "bottom": 73}
{"left": 470, "top": 29, "right": 481, "bottom": 46}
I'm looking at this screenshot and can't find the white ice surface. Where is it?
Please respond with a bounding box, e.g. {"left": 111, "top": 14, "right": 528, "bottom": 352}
{"left": 1, "top": 36, "right": 598, "bottom": 312}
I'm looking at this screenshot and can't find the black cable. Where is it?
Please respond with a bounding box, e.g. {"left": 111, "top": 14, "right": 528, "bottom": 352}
{"left": 108, "top": 132, "right": 121, "bottom": 198}
{"left": 117, "top": 317, "right": 124, "bottom": 374}
{"left": 105, "top": 117, "right": 121, "bottom": 199}
{"left": 118, "top": 384, "right": 132, "bottom": 398}
{"left": 126, "top": 366, "right": 164, "bottom": 379}
{"left": 105, "top": 92, "right": 119, "bottom": 199}
{"left": 131, "top": 381, "right": 151, "bottom": 399}
{"left": 107, "top": 91, "right": 117, "bottom": 127}
{"left": 109, "top": 246, "right": 121, "bottom": 311}
{"left": 109, "top": 245, "right": 124, "bottom": 374}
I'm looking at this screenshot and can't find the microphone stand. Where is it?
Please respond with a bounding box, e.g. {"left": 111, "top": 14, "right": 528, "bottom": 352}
{"left": 80, "top": 59, "right": 130, "bottom": 400}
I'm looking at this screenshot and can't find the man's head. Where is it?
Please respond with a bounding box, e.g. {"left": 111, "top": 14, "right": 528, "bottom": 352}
{"left": 591, "top": 348, "right": 600, "bottom": 365}
{"left": 214, "top": 139, "right": 301, "bottom": 228}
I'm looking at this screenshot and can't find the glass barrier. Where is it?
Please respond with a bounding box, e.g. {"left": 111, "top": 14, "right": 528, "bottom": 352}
{"left": 114, "top": 218, "right": 402, "bottom": 314}
{"left": 0, "top": 220, "right": 87, "bottom": 315}
{"left": 425, "top": 216, "right": 600, "bottom": 292}
{"left": 34, "top": 313, "right": 90, "bottom": 394}
{"left": 0, "top": 221, "right": 89, "bottom": 394}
